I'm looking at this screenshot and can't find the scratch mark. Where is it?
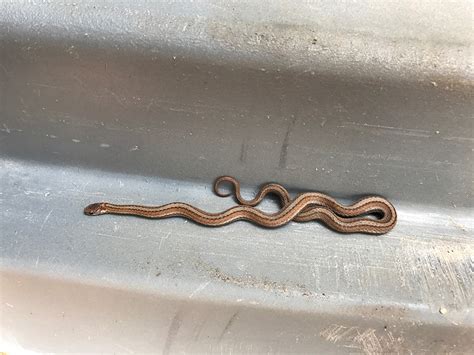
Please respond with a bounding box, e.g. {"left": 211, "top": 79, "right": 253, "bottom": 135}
{"left": 239, "top": 141, "right": 248, "bottom": 163}
{"left": 0, "top": 125, "right": 22, "bottom": 133}
{"left": 162, "top": 311, "right": 182, "bottom": 355}
{"left": 448, "top": 216, "right": 468, "bottom": 233}
{"left": 158, "top": 232, "right": 171, "bottom": 250}
{"left": 320, "top": 324, "right": 402, "bottom": 354}
{"left": 141, "top": 97, "right": 249, "bottom": 116}
{"left": 279, "top": 115, "right": 297, "bottom": 168}
{"left": 354, "top": 329, "right": 383, "bottom": 354}
{"left": 442, "top": 136, "right": 474, "bottom": 143}
{"left": 192, "top": 318, "right": 207, "bottom": 341}
{"left": 0, "top": 63, "right": 8, "bottom": 77}
{"left": 2, "top": 124, "right": 10, "bottom": 133}
{"left": 105, "top": 88, "right": 126, "bottom": 108}
{"left": 218, "top": 311, "right": 239, "bottom": 341}
{"left": 35, "top": 256, "right": 40, "bottom": 268}
{"left": 27, "top": 82, "right": 66, "bottom": 90}
{"left": 96, "top": 233, "right": 135, "bottom": 241}
{"left": 146, "top": 98, "right": 155, "bottom": 112}
{"left": 338, "top": 121, "right": 431, "bottom": 138}
{"left": 321, "top": 324, "right": 356, "bottom": 343}
{"left": 72, "top": 75, "right": 85, "bottom": 87}
{"left": 40, "top": 209, "right": 53, "bottom": 232}
{"left": 145, "top": 248, "right": 157, "bottom": 282}
{"left": 168, "top": 106, "right": 203, "bottom": 114}
{"left": 189, "top": 281, "right": 210, "bottom": 298}
{"left": 397, "top": 239, "right": 472, "bottom": 311}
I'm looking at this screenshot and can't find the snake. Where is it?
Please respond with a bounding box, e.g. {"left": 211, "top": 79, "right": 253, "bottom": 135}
{"left": 84, "top": 176, "right": 397, "bottom": 234}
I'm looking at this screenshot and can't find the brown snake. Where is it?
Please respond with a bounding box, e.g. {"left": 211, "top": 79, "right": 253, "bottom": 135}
{"left": 84, "top": 176, "right": 396, "bottom": 234}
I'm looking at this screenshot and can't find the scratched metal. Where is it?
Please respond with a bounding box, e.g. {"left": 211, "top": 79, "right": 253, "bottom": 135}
{"left": 1, "top": 0, "right": 473, "bottom": 353}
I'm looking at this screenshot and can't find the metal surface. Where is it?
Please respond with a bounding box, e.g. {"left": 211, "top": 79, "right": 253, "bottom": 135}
{"left": 1, "top": 0, "right": 473, "bottom": 353}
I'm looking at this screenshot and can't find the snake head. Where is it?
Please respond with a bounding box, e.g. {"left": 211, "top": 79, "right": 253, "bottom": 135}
{"left": 84, "top": 202, "right": 107, "bottom": 216}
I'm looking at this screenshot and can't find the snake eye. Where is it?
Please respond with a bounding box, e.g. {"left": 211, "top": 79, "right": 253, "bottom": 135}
{"left": 84, "top": 203, "right": 105, "bottom": 216}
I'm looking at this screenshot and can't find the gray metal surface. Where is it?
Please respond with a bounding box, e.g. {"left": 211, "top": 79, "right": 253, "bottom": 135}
{"left": 1, "top": 0, "right": 473, "bottom": 353}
